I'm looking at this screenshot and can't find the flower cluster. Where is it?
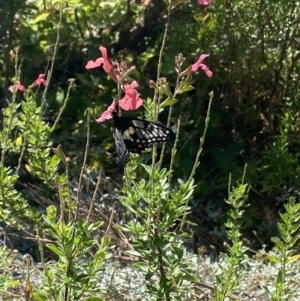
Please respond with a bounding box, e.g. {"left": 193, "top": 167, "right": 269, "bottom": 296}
{"left": 8, "top": 74, "right": 48, "bottom": 93}
{"left": 8, "top": 81, "right": 26, "bottom": 93}
{"left": 198, "top": 0, "right": 212, "bottom": 5}
{"left": 141, "top": 0, "right": 212, "bottom": 7}
{"left": 85, "top": 46, "right": 212, "bottom": 123}
{"left": 85, "top": 46, "right": 144, "bottom": 121}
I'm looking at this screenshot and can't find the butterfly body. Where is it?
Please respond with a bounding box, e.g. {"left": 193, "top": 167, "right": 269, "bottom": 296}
{"left": 113, "top": 112, "right": 175, "bottom": 167}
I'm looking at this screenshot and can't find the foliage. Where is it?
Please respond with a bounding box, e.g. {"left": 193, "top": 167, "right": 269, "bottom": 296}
{"left": 260, "top": 111, "right": 300, "bottom": 195}
{"left": 0, "top": 244, "right": 20, "bottom": 294}
{"left": 214, "top": 176, "right": 249, "bottom": 300}
{"left": 264, "top": 198, "right": 300, "bottom": 301}
{"left": 0, "top": 0, "right": 300, "bottom": 300}
{"left": 33, "top": 206, "right": 108, "bottom": 300}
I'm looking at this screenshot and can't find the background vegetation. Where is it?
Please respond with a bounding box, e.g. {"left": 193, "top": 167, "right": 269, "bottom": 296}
{"left": 0, "top": 0, "right": 300, "bottom": 299}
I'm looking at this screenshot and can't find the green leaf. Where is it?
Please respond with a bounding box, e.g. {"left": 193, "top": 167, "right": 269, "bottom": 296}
{"left": 268, "top": 254, "right": 279, "bottom": 263}
{"left": 33, "top": 12, "right": 50, "bottom": 24}
{"left": 276, "top": 270, "right": 283, "bottom": 283}
{"left": 133, "top": 262, "right": 149, "bottom": 273}
{"left": 125, "top": 250, "right": 142, "bottom": 257}
{"left": 85, "top": 297, "right": 104, "bottom": 301}
{"left": 160, "top": 96, "right": 178, "bottom": 108}
{"left": 33, "top": 293, "right": 48, "bottom": 301}
{"left": 87, "top": 221, "right": 103, "bottom": 232}
{"left": 46, "top": 205, "right": 57, "bottom": 220}
{"left": 46, "top": 244, "right": 64, "bottom": 257}
{"left": 2, "top": 279, "right": 19, "bottom": 289}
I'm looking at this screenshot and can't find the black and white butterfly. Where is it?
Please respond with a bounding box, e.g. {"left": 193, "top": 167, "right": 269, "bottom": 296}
{"left": 112, "top": 112, "right": 175, "bottom": 167}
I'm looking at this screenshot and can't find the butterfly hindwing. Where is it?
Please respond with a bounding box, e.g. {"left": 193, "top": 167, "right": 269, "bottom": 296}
{"left": 123, "top": 118, "right": 175, "bottom": 152}
{"left": 113, "top": 112, "right": 175, "bottom": 166}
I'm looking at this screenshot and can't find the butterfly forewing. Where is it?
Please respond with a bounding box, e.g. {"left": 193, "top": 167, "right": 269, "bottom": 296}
{"left": 113, "top": 126, "right": 129, "bottom": 167}
{"left": 113, "top": 112, "right": 175, "bottom": 166}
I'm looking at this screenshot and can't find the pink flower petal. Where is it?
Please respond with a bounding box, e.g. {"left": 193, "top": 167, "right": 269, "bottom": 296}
{"left": 8, "top": 81, "right": 26, "bottom": 92}
{"left": 107, "top": 100, "right": 117, "bottom": 112}
{"left": 198, "top": 0, "right": 212, "bottom": 5}
{"left": 99, "top": 46, "right": 119, "bottom": 83}
{"left": 119, "top": 81, "right": 144, "bottom": 110}
{"left": 85, "top": 58, "right": 104, "bottom": 69}
{"left": 200, "top": 64, "right": 213, "bottom": 77}
{"left": 85, "top": 46, "right": 119, "bottom": 83}
{"left": 96, "top": 111, "right": 113, "bottom": 122}
{"left": 128, "top": 80, "right": 138, "bottom": 89}
{"left": 191, "top": 54, "right": 210, "bottom": 72}
{"left": 31, "top": 74, "right": 47, "bottom": 87}
{"left": 180, "top": 54, "right": 213, "bottom": 77}
{"left": 95, "top": 100, "right": 117, "bottom": 122}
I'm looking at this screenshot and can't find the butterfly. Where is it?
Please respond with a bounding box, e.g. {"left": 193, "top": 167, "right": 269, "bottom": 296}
{"left": 112, "top": 112, "right": 176, "bottom": 167}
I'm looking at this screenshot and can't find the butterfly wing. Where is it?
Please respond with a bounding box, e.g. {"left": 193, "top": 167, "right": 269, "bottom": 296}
{"left": 113, "top": 126, "right": 129, "bottom": 167}
{"left": 113, "top": 112, "right": 175, "bottom": 166}
{"left": 114, "top": 113, "right": 175, "bottom": 150}
{"left": 123, "top": 118, "right": 175, "bottom": 153}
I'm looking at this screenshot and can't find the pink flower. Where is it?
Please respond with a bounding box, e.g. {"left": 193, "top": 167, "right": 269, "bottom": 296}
{"left": 198, "top": 0, "right": 212, "bottom": 5}
{"left": 180, "top": 54, "right": 213, "bottom": 77}
{"left": 85, "top": 46, "right": 118, "bottom": 83}
{"left": 119, "top": 81, "right": 144, "bottom": 110}
{"left": 31, "top": 74, "right": 47, "bottom": 87}
{"left": 96, "top": 100, "right": 116, "bottom": 122}
{"left": 8, "top": 81, "right": 26, "bottom": 93}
